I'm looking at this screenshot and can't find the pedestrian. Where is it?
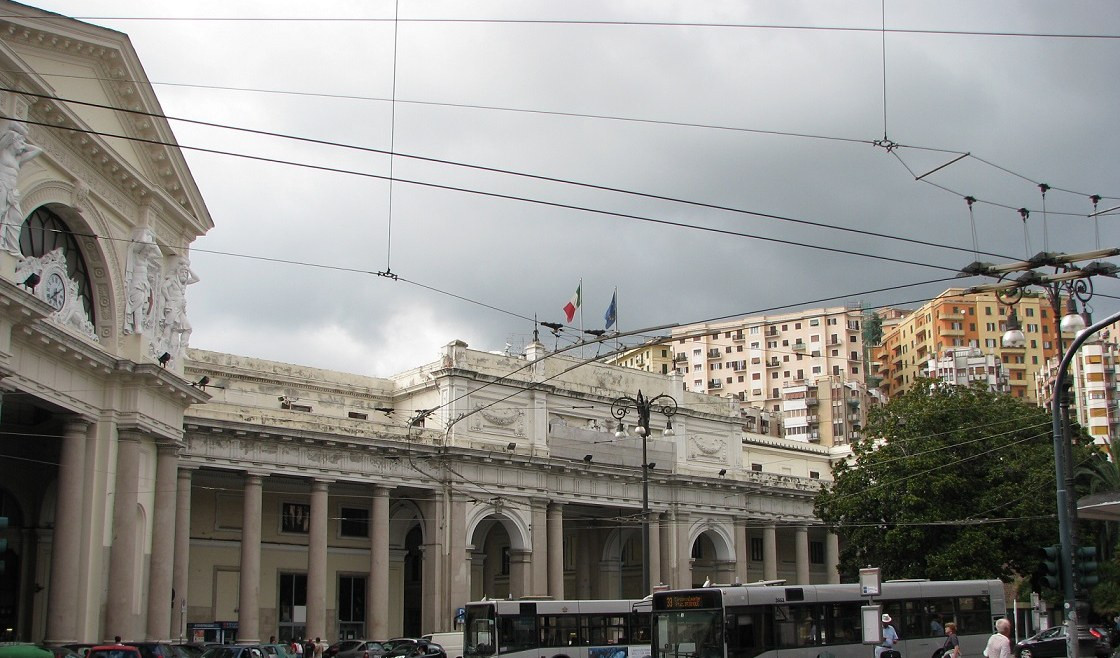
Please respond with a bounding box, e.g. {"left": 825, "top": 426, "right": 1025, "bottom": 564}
{"left": 876, "top": 614, "right": 899, "bottom": 658}
{"left": 314, "top": 637, "right": 325, "bottom": 658}
{"left": 293, "top": 638, "right": 304, "bottom": 656}
{"left": 270, "top": 636, "right": 277, "bottom": 645}
{"left": 983, "top": 619, "right": 1012, "bottom": 658}
{"left": 942, "top": 622, "right": 960, "bottom": 658}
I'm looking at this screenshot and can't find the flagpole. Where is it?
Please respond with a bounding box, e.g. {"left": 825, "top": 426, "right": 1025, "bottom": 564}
{"left": 579, "top": 277, "right": 585, "bottom": 358}
{"left": 614, "top": 286, "right": 620, "bottom": 354}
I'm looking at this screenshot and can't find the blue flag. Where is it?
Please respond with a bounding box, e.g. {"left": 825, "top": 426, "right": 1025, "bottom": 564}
{"left": 604, "top": 292, "right": 617, "bottom": 329}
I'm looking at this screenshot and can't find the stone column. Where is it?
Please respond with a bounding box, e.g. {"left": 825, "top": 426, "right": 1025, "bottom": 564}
{"left": 675, "top": 511, "right": 691, "bottom": 589}
{"left": 530, "top": 499, "right": 548, "bottom": 596}
{"left": 105, "top": 430, "right": 142, "bottom": 641}
{"left": 762, "top": 524, "right": 778, "bottom": 581}
{"left": 173, "top": 467, "right": 196, "bottom": 642}
{"left": 44, "top": 418, "right": 88, "bottom": 645}
{"left": 306, "top": 479, "right": 330, "bottom": 641}
{"left": 826, "top": 531, "right": 841, "bottom": 584}
{"left": 794, "top": 526, "right": 810, "bottom": 585}
{"left": 146, "top": 443, "right": 181, "bottom": 641}
{"left": 546, "top": 503, "right": 564, "bottom": 598}
{"left": 447, "top": 495, "right": 469, "bottom": 628}
{"left": 509, "top": 549, "right": 530, "bottom": 599}
{"left": 734, "top": 521, "right": 749, "bottom": 584}
{"left": 368, "top": 486, "right": 391, "bottom": 640}
{"left": 237, "top": 472, "right": 265, "bottom": 642}
{"left": 658, "top": 514, "right": 672, "bottom": 588}
{"left": 647, "top": 512, "right": 661, "bottom": 589}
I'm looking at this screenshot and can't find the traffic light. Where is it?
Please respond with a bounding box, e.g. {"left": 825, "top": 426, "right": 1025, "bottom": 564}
{"left": 0, "top": 516, "right": 7, "bottom": 575}
{"left": 1037, "top": 544, "right": 1062, "bottom": 590}
{"left": 1076, "top": 546, "right": 1100, "bottom": 592}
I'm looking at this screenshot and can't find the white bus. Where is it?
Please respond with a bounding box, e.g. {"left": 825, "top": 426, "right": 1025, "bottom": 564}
{"left": 463, "top": 598, "right": 652, "bottom": 658}
{"left": 651, "top": 580, "right": 1006, "bottom": 658}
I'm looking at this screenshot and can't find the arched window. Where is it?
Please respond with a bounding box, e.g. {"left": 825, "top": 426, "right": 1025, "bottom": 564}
{"left": 19, "top": 205, "right": 94, "bottom": 321}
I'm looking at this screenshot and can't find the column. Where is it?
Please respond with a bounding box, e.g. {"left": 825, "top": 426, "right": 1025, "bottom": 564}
{"left": 675, "top": 511, "right": 691, "bottom": 589}
{"left": 658, "top": 514, "right": 672, "bottom": 589}
{"left": 446, "top": 495, "right": 469, "bottom": 630}
{"left": 509, "top": 550, "right": 530, "bottom": 599}
{"left": 734, "top": 521, "right": 749, "bottom": 584}
{"left": 105, "top": 430, "right": 142, "bottom": 640}
{"left": 146, "top": 443, "right": 181, "bottom": 641}
{"left": 546, "top": 503, "right": 564, "bottom": 598}
{"left": 647, "top": 513, "right": 661, "bottom": 589}
{"left": 173, "top": 467, "right": 196, "bottom": 642}
{"left": 367, "top": 486, "right": 391, "bottom": 641}
{"left": 237, "top": 472, "right": 264, "bottom": 642}
{"left": 826, "top": 531, "right": 841, "bottom": 584}
{"left": 420, "top": 500, "right": 445, "bottom": 634}
{"left": 794, "top": 526, "right": 810, "bottom": 585}
{"left": 306, "top": 479, "right": 330, "bottom": 641}
{"left": 530, "top": 500, "right": 548, "bottom": 596}
{"left": 762, "top": 524, "right": 778, "bottom": 581}
{"left": 44, "top": 418, "right": 88, "bottom": 645}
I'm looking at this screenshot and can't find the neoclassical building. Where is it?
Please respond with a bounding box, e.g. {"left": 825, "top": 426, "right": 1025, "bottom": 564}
{"left": 0, "top": 1, "right": 841, "bottom": 648}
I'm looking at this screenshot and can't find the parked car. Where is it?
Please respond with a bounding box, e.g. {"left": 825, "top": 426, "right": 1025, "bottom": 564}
{"left": 380, "top": 641, "right": 444, "bottom": 658}
{"left": 260, "top": 646, "right": 292, "bottom": 658}
{"left": 1014, "top": 625, "right": 1110, "bottom": 658}
{"left": 326, "top": 643, "right": 363, "bottom": 658}
{"left": 62, "top": 645, "right": 97, "bottom": 658}
{"left": 125, "top": 643, "right": 180, "bottom": 658}
{"left": 420, "top": 634, "right": 460, "bottom": 658}
{"left": 0, "top": 645, "right": 54, "bottom": 658}
{"left": 86, "top": 646, "right": 144, "bottom": 658}
{"left": 200, "top": 646, "right": 270, "bottom": 658}
{"left": 335, "top": 642, "right": 386, "bottom": 658}
{"left": 170, "top": 645, "right": 208, "bottom": 658}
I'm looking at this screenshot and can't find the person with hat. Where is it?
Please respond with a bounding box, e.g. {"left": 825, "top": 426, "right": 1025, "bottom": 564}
{"left": 876, "top": 613, "right": 900, "bottom": 658}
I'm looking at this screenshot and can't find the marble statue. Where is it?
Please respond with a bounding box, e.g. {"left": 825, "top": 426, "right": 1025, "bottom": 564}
{"left": 0, "top": 121, "right": 42, "bottom": 255}
{"left": 123, "top": 227, "right": 163, "bottom": 335}
{"left": 157, "top": 254, "right": 199, "bottom": 360}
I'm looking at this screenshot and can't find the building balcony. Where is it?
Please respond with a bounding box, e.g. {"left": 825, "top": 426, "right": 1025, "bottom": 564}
{"left": 733, "top": 332, "right": 745, "bottom": 341}
{"left": 767, "top": 359, "right": 780, "bottom": 367}
{"left": 806, "top": 396, "right": 819, "bottom": 405}
{"left": 940, "top": 328, "right": 965, "bottom": 337}
{"left": 707, "top": 349, "right": 722, "bottom": 359}
{"left": 793, "top": 342, "right": 806, "bottom": 351}
{"left": 708, "top": 380, "right": 723, "bottom": 389}
{"left": 672, "top": 353, "right": 687, "bottom": 362}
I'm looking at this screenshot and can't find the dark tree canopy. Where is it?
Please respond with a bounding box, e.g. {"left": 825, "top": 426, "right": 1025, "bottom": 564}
{"left": 814, "top": 381, "right": 1093, "bottom": 582}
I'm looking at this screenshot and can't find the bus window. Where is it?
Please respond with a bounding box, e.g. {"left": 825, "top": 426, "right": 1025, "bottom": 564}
{"left": 925, "top": 599, "right": 955, "bottom": 638}
{"left": 822, "top": 602, "right": 861, "bottom": 645}
{"left": 955, "top": 596, "right": 991, "bottom": 636}
{"left": 631, "top": 612, "right": 651, "bottom": 644}
{"left": 725, "top": 607, "right": 769, "bottom": 658}
{"left": 499, "top": 611, "right": 537, "bottom": 654}
{"left": 586, "top": 614, "right": 629, "bottom": 645}
{"left": 775, "top": 605, "right": 820, "bottom": 648}
{"left": 540, "top": 615, "right": 581, "bottom": 647}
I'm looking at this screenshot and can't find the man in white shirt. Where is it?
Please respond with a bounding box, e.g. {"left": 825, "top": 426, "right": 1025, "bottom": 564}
{"left": 984, "top": 619, "right": 1013, "bottom": 658}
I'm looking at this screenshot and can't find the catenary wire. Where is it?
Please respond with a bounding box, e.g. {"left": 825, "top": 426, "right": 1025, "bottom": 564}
{"left": 4, "top": 113, "right": 977, "bottom": 276}
{"left": 0, "top": 86, "right": 1038, "bottom": 263}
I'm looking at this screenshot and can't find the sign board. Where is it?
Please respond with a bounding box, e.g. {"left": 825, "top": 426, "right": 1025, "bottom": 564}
{"left": 859, "top": 567, "right": 881, "bottom": 597}
{"left": 862, "top": 605, "right": 884, "bottom": 645}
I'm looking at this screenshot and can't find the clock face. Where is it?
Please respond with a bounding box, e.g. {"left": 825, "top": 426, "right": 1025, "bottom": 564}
{"left": 44, "top": 271, "right": 66, "bottom": 311}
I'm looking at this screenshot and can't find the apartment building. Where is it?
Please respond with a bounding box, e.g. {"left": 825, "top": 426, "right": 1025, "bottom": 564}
{"left": 1035, "top": 326, "right": 1120, "bottom": 445}
{"left": 927, "top": 347, "right": 1010, "bottom": 393}
{"left": 875, "top": 288, "right": 1064, "bottom": 403}
{"left": 607, "top": 342, "right": 676, "bottom": 375}
{"left": 669, "top": 306, "right": 872, "bottom": 446}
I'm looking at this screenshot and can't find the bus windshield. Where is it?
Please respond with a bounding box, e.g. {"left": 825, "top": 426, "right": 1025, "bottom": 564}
{"left": 655, "top": 610, "right": 723, "bottom": 658}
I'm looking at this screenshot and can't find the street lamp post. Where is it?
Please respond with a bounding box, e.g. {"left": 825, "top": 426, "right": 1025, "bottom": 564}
{"left": 611, "top": 390, "right": 678, "bottom": 595}
{"left": 967, "top": 248, "right": 1120, "bottom": 658}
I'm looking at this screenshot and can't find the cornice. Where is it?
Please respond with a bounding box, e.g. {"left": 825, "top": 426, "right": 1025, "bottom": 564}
{"left": 0, "top": 12, "right": 211, "bottom": 231}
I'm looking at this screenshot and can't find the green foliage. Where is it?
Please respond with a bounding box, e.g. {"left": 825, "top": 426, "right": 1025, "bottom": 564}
{"left": 1090, "top": 558, "right": 1120, "bottom": 615}
{"left": 814, "top": 380, "right": 1094, "bottom": 583}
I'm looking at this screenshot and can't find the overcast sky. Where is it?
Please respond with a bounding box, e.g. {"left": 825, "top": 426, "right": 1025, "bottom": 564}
{"left": 21, "top": 0, "right": 1120, "bottom": 377}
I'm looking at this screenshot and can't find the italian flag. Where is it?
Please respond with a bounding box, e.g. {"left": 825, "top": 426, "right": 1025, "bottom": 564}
{"left": 563, "top": 283, "right": 581, "bottom": 323}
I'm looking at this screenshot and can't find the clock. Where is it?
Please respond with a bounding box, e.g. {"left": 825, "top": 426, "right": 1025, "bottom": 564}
{"left": 44, "top": 271, "right": 66, "bottom": 311}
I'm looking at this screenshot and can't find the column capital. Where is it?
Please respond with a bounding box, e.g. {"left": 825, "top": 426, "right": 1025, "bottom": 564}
{"left": 243, "top": 468, "right": 271, "bottom": 480}
{"left": 117, "top": 429, "right": 146, "bottom": 443}
{"left": 373, "top": 485, "right": 394, "bottom": 498}
{"left": 60, "top": 415, "right": 92, "bottom": 432}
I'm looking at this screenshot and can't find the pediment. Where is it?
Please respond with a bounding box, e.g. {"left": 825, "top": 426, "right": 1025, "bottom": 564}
{"left": 0, "top": 2, "right": 212, "bottom": 234}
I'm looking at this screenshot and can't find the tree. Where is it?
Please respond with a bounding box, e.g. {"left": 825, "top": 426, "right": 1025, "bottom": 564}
{"left": 815, "top": 380, "right": 1094, "bottom": 582}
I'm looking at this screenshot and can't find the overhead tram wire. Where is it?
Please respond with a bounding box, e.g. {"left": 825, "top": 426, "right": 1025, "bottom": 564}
{"left": 6, "top": 79, "right": 1116, "bottom": 211}
{"left": 3, "top": 113, "right": 983, "bottom": 277}
{"left": 10, "top": 13, "right": 1120, "bottom": 40}
{"left": 0, "top": 87, "right": 1037, "bottom": 264}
